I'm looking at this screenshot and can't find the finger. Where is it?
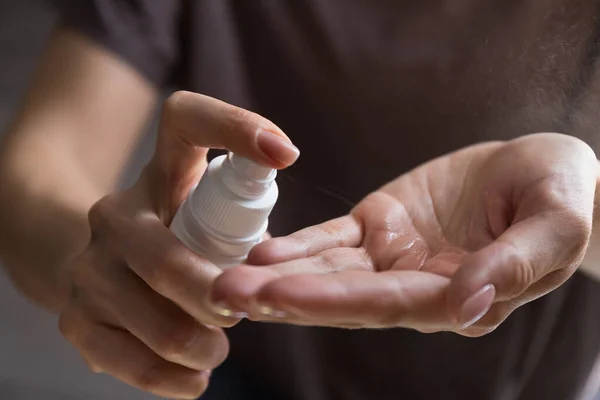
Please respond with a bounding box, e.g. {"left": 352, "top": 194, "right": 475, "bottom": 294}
{"left": 117, "top": 215, "right": 238, "bottom": 327}
{"left": 150, "top": 91, "right": 299, "bottom": 219}
{"left": 447, "top": 212, "right": 590, "bottom": 329}
{"left": 248, "top": 215, "right": 363, "bottom": 265}
{"left": 245, "top": 270, "right": 451, "bottom": 330}
{"left": 211, "top": 247, "right": 373, "bottom": 316}
{"left": 355, "top": 191, "right": 431, "bottom": 271}
{"left": 84, "top": 264, "right": 229, "bottom": 370}
{"left": 418, "top": 249, "right": 466, "bottom": 277}
{"left": 456, "top": 268, "right": 572, "bottom": 337}
{"left": 159, "top": 90, "right": 298, "bottom": 168}
{"left": 59, "top": 307, "right": 211, "bottom": 399}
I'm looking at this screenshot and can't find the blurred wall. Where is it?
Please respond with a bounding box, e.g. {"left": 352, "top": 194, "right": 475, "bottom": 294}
{"left": 0, "top": 1, "right": 158, "bottom": 398}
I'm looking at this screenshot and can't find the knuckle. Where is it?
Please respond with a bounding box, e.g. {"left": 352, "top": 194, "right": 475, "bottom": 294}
{"left": 511, "top": 256, "right": 534, "bottom": 297}
{"left": 378, "top": 313, "right": 404, "bottom": 328}
{"left": 136, "top": 358, "right": 210, "bottom": 398}
{"left": 564, "top": 211, "right": 593, "bottom": 260}
{"left": 319, "top": 222, "right": 345, "bottom": 245}
{"left": 87, "top": 196, "right": 119, "bottom": 234}
{"left": 145, "top": 270, "right": 170, "bottom": 296}
{"left": 226, "top": 105, "right": 254, "bottom": 126}
{"left": 143, "top": 258, "right": 166, "bottom": 292}
{"left": 223, "top": 105, "right": 260, "bottom": 137}
{"left": 287, "top": 234, "right": 311, "bottom": 257}
{"left": 188, "top": 377, "right": 210, "bottom": 400}
{"left": 163, "top": 90, "right": 193, "bottom": 117}
{"left": 378, "top": 307, "right": 407, "bottom": 327}
{"left": 69, "top": 263, "right": 92, "bottom": 290}
{"left": 356, "top": 247, "right": 375, "bottom": 269}
{"left": 570, "top": 211, "right": 593, "bottom": 239}
{"left": 313, "top": 252, "right": 337, "bottom": 273}
{"left": 68, "top": 250, "right": 105, "bottom": 293}
{"left": 376, "top": 284, "right": 410, "bottom": 327}
{"left": 144, "top": 252, "right": 180, "bottom": 295}
{"left": 154, "top": 318, "right": 201, "bottom": 362}
{"left": 200, "top": 333, "right": 230, "bottom": 369}
{"left": 136, "top": 363, "right": 167, "bottom": 395}
{"left": 537, "top": 179, "right": 570, "bottom": 209}
{"left": 58, "top": 308, "right": 88, "bottom": 346}
{"left": 501, "top": 241, "right": 535, "bottom": 298}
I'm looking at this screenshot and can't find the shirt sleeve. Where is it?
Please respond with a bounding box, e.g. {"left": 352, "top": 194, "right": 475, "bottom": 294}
{"left": 45, "top": 0, "right": 182, "bottom": 87}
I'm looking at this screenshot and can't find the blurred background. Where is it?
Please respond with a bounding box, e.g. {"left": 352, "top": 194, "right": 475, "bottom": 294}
{"left": 0, "top": 1, "right": 158, "bottom": 398}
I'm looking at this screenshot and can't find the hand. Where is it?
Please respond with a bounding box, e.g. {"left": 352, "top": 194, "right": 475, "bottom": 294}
{"left": 211, "top": 133, "right": 598, "bottom": 336}
{"left": 58, "top": 91, "right": 299, "bottom": 399}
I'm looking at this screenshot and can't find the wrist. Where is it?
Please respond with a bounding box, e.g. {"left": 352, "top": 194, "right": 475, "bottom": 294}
{"left": 0, "top": 169, "right": 95, "bottom": 313}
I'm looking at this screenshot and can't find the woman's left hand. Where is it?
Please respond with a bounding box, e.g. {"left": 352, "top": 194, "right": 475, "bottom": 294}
{"left": 211, "top": 133, "right": 598, "bottom": 336}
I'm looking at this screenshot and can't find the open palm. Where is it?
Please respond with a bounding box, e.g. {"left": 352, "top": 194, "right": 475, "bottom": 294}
{"left": 211, "top": 133, "right": 597, "bottom": 336}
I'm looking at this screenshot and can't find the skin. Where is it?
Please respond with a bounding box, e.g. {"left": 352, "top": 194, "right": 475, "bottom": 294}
{"left": 58, "top": 91, "right": 299, "bottom": 398}
{"left": 0, "top": 28, "right": 299, "bottom": 399}
{"left": 0, "top": 28, "right": 157, "bottom": 310}
{"left": 1, "top": 27, "right": 600, "bottom": 399}
{"left": 212, "top": 134, "right": 599, "bottom": 337}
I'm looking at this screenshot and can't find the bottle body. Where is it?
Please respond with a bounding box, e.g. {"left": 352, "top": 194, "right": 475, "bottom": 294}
{"left": 170, "top": 153, "right": 278, "bottom": 269}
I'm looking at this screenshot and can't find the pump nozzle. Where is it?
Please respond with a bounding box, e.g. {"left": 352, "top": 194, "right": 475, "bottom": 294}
{"left": 229, "top": 152, "right": 275, "bottom": 181}
{"left": 170, "top": 152, "right": 279, "bottom": 268}
{"left": 220, "top": 153, "right": 277, "bottom": 200}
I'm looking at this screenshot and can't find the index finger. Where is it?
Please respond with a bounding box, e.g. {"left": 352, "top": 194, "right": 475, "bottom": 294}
{"left": 247, "top": 270, "right": 453, "bottom": 330}
{"left": 158, "top": 90, "right": 299, "bottom": 169}
{"left": 248, "top": 215, "right": 363, "bottom": 265}
{"left": 149, "top": 91, "right": 300, "bottom": 219}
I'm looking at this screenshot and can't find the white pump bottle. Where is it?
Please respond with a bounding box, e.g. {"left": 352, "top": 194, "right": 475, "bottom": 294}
{"left": 170, "top": 152, "right": 278, "bottom": 269}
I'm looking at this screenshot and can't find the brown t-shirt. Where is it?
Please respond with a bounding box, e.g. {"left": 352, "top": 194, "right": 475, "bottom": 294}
{"left": 49, "top": 1, "right": 600, "bottom": 399}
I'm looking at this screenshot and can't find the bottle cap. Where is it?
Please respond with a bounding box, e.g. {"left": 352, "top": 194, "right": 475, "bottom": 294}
{"left": 187, "top": 153, "right": 278, "bottom": 239}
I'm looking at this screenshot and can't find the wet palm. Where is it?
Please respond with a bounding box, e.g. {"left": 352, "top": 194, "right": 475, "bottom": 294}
{"left": 212, "top": 133, "right": 598, "bottom": 336}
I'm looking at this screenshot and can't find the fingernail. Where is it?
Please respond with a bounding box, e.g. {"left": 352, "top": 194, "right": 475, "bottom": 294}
{"left": 257, "top": 130, "right": 300, "bottom": 165}
{"left": 459, "top": 284, "right": 495, "bottom": 329}
{"left": 258, "top": 304, "right": 287, "bottom": 318}
{"left": 212, "top": 303, "right": 248, "bottom": 319}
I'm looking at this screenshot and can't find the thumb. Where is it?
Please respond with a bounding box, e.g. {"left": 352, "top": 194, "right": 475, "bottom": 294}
{"left": 144, "top": 91, "right": 299, "bottom": 221}
{"left": 446, "top": 212, "right": 591, "bottom": 329}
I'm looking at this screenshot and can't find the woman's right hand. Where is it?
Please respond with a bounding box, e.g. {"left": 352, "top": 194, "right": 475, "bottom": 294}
{"left": 57, "top": 91, "right": 299, "bottom": 399}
